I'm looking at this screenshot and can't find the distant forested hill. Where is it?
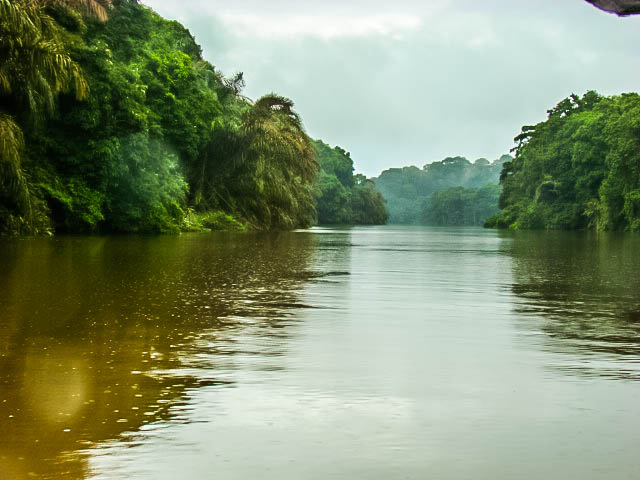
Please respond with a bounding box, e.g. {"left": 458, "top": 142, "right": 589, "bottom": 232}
{"left": 373, "top": 155, "right": 510, "bottom": 224}
{"left": 486, "top": 91, "right": 640, "bottom": 231}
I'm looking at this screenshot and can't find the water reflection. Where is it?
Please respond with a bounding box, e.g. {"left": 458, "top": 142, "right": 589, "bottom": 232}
{"left": 3, "top": 227, "right": 640, "bottom": 480}
{"left": 0, "top": 232, "right": 321, "bottom": 479}
{"left": 507, "top": 230, "right": 640, "bottom": 379}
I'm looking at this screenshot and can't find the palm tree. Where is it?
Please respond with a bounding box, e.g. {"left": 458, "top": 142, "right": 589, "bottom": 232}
{"left": 240, "top": 94, "right": 318, "bottom": 228}
{"left": 0, "top": 0, "right": 108, "bottom": 229}
{"left": 244, "top": 94, "right": 317, "bottom": 183}
{"left": 44, "top": 0, "right": 113, "bottom": 22}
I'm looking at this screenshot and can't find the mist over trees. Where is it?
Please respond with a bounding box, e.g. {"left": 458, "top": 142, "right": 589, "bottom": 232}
{"left": 423, "top": 184, "right": 501, "bottom": 227}
{"left": 373, "top": 155, "right": 509, "bottom": 225}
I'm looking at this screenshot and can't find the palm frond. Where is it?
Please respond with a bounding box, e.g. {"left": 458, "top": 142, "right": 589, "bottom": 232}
{"left": 0, "top": 0, "right": 93, "bottom": 227}
{"left": 34, "top": 0, "right": 113, "bottom": 21}
{"left": 0, "top": 0, "right": 90, "bottom": 120}
{"left": 0, "top": 113, "right": 30, "bottom": 214}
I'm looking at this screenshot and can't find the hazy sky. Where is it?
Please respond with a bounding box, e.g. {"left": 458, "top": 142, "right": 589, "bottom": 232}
{"left": 143, "top": 0, "right": 640, "bottom": 177}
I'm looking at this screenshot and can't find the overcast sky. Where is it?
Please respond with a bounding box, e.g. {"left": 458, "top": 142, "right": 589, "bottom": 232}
{"left": 143, "top": 0, "right": 640, "bottom": 177}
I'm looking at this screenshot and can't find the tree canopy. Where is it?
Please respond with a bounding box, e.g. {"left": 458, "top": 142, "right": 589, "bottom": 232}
{"left": 486, "top": 91, "right": 640, "bottom": 231}
{"left": 0, "top": 0, "right": 386, "bottom": 234}
{"left": 313, "top": 139, "right": 387, "bottom": 225}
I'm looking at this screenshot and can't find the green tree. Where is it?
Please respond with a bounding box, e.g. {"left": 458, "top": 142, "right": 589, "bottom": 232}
{"left": 488, "top": 91, "right": 640, "bottom": 231}
{"left": 313, "top": 140, "right": 387, "bottom": 225}
{"left": 1, "top": 0, "right": 389, "bottom": 235}
{"left": 204, "top": 94, "right": 318, "bottom": 230}
{"left": 0, "top": 0, "right": 93, "bottom": 231}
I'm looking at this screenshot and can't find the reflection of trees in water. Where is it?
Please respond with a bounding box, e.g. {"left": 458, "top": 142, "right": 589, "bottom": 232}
{"left": 507, "top": 231, "right": 640, "bottom": 378}
{"left": 0, "top": 232, "right": 321, "bottom": 479}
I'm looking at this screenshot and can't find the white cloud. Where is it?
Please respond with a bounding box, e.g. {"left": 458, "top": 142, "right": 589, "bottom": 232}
{"left": 143, "top": 0, "right": 640, "bottom": 177}
{"left": 218, "top": 13, "right": 423, "bottom": 40}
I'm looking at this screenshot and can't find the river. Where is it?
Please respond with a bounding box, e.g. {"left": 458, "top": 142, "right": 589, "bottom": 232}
{"left": 1, "top": 226, "right": 639, "bottom": 479}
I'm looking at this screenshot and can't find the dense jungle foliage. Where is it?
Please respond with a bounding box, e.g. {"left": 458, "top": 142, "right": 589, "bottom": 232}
{"left": 486, "top": 91, "right": 640, "bottom": 231}
{"left": 0, "top": 0, "right": 385, "bottom": 235}
{"left": 422, "top": 184, "right": 500, "bottom": 226}
{"left": 313, "top": 140, "right": 387, "bottom": 225}
{"left": 373, "top": 155, "right": 509, "bottom": 224}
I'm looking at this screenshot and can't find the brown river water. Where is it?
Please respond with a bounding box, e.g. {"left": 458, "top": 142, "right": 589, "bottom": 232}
{"left": 1, "top": 226, "right": 639, "bottom": 479}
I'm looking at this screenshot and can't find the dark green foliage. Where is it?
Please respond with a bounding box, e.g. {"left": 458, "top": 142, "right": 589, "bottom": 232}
{"left": 36, "top": 172, "right": 105, "bottom": 233}
{"left": 101, "top": 134, "right": 188, "bottom": 233}
{"left": 313, "top": 140, "right": 387, "bottom": 225}
{"left": 0, "top": 0, "right": 90, "bottom": 233}
{"left": 349, "top": 174, "right": 389, "bottom": 225}
{"left": 374, "top": 155, "right": 509, "bottom": 224}
{"left": 0, "top": 0, "right": 329, "bottom": 234}
{"left": 315, "top": 170, "right": 351, "bottom": 223}
{"left": 423, "top": 184, "right": 501, "bottom": 226}
{"left": 489, "top": 91, "right": 640, "bottom": 231}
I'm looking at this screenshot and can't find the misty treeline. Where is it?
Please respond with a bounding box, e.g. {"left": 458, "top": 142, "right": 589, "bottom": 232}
{"left": 373, "top": 156, "right": 509, "bottom": 225}
{"left": 376, "top": 88, "right": 640, "bottom": 232}
{"left": 0, "top": 0, "right": 386, "bottom": 234}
